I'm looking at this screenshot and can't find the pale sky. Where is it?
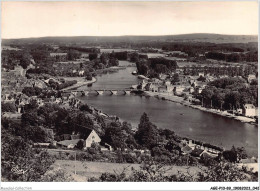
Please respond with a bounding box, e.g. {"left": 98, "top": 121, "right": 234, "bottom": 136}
{"left": 1, "top": 1, "right": 258, "bottom": 39}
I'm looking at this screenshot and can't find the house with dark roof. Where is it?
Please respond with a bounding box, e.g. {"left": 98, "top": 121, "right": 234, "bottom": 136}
{"left": 57, "top": 129, "right": 101, "bottom": 149}
{"left": 57, "top": 139, "right": 83, "bottom": 149}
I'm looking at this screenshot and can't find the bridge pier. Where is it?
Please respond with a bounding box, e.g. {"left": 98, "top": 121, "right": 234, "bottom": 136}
{"left": 125, "top": 91, "right": 131, "bottom": 95}
{"left": 111, "top": 90, "right": 117, "bottom": 95}
{"left": 84, "top": 91, "right": 89, "bottom": 96}
{"left": 96, "top": 90, "right": 104, "bottom": 95}
{"left": 80, "top": 91, "right": 85, "bottom": 96}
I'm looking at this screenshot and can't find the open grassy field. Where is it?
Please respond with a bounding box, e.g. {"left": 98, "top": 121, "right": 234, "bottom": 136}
{"left": 48, "top": 160, "right": 202, "bottom": 182}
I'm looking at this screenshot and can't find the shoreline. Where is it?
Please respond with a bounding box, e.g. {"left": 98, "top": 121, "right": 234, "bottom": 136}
{"left": 61, "top": 77, "right": 97, "bottom": 91}
{"left": 143, "top": 91, "right": 257, "bottom": 125}
{"left": 94, "top": 66, "right": 127, "bottom": 75}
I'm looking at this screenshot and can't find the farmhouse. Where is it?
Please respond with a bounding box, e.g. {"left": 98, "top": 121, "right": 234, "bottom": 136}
{"left": 57, "top": 129, "right": 101, "bottom": 149}
{"left": 57, "top": 139, "right": 83, "bottom": 149}
{"left": 84, "top": 129, "right": 101, "bottom": 148}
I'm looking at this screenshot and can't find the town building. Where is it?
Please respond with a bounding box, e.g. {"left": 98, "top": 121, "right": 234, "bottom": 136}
{"left": 158, "top": 85, "right": 167, "bottom": 93}
{"left": 198, "top": 72, "right": 204, "bottom": 77}
{"left": 173, "top": 85, "right": 186, "bottom": 95}
{"left": 144, "top": 82, "right": 159, "bottom": 92}
{"left": 247, "top": 74, "right": 256, "bottom": 83}
{"left": 242, "top": 104, "right": 257, "bottom": 117}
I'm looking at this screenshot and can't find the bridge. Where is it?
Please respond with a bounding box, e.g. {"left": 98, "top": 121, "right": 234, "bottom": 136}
{"left": 61, "top": 89, "right": 136, "bottom": 96}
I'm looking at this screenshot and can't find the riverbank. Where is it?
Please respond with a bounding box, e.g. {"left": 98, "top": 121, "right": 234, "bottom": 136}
{"left": 95, "top": 66, "right": 127, "bottom": 75}
{"left": 143, "top": 91, "right": 257, "bottom": 125}
{"left": 61, "top": 77, "right": 97, "bottom": 91}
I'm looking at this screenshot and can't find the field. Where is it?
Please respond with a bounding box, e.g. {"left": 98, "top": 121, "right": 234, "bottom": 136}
{"left": 100, "top": 48, "right": 136, "bottom": 53}
{"left": 1, "top": 45, "right": 21, "bottom": 51}
{"left": 47, "top": 160, "right": 202, "bottom": 182}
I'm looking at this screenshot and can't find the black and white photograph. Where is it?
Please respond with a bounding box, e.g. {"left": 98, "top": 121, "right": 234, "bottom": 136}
{"left": 0, "top": 1, "right": 259, "bottom": 190}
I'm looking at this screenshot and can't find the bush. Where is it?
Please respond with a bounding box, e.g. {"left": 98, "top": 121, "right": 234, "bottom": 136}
{"left": 22, "top": 86, "right": 42, "bottom": 97}
{"left": 56, "top": 80, "right": 77, "bottom": 90}
{"left": 85, "top": 74, "right": 92, "bottom": 81}
{"left": 123, "top": 153, "right": 137, "bottom": 163}
{"left": 76, "top": 140, "right": 84, "bottom": 150}
{"left": 79, "top": 104, "right": 92, "bottom": 113}
{"left": 2, "top": 102, "right": 17, "bottom": 112}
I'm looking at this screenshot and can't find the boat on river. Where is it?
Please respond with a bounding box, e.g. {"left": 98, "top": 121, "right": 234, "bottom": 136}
{"left": 132, "top": 71, "right": 137, "bottom": 75}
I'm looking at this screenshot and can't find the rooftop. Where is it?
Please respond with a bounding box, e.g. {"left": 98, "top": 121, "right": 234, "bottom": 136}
{"left": 57, "top": 139, "right": 83, "bottom": 147}
{"left": 244, "top": 104, "right": 255, "bottom": 109}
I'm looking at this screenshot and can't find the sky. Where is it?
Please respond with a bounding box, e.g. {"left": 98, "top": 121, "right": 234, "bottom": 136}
{"left": 1, "top": 1, "right": 258, "bottom": 39}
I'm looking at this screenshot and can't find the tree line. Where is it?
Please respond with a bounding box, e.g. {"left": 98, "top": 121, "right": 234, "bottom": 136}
{"left": 198, "top": 77, "right": 258, "bottom": 110}
{"left": 136, "top": 58, "right": 177, "bottom": 78}
{"left": 205, "top": 51, "right": 258, "bottom": 62}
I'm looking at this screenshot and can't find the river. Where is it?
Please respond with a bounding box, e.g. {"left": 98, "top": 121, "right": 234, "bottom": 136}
{"left": 77, "top": 60, "right": 258, "bottom": 157}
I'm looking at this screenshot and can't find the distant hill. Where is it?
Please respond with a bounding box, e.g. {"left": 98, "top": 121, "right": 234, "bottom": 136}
{"left": 2, "top": 33, "right": 258, "bottom": 45}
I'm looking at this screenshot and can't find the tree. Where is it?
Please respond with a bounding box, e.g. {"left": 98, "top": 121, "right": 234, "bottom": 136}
{"left": 171, "top": 73, "right": 180, "bottom": 84}
{"left": 19, "top": 54, "right": 31, "bottom": 69}
{"left": 68, "top": 112, "right": 94, "bottom": 138}
{"left": 1, "top": 129, "right": 55, "bottom": 181}
{"left": 136, "top": 60, "right": 149, "bottom": 76}
{"left": 135, "top": 113, "right": 159, "bottom": 148}
{"left": 20, "top": 125, "right": 49, "bottom": 143}
{"left": 22, "top": 87, "right": 42, "bottom": 97}
{"left": 21, "top": 111, "right": 39, "bottom": 126}
{"left": 2, "top": 102, "right": 17, "bottom": 112}
{"left": 89, "top": 53, "right": 98, "bottom": 61}
{"left": 89, "top": 160, "right": 254, "bottom": 182}
{"left": 67, "top": 50, "right": 81, "bottom": 61}
{"left": 79, "top": 104, "right": 92, "bottom": 113}
{"left": 76, "top": 140, "right": 84, "bottom": 150}
{"left": 222, "top": 148, "right": 238, "bottom": 163}
{"left": 85, "top": 73, "right": 92, "bottom": 81}
{"left": 155, "top": 64, "right": 168, "bottom": 74}
{"left": 197, "top": 162, "right": 248, "bottom": 182}
{"left": 102, "top": 122, "right": 127, "bottom": 149}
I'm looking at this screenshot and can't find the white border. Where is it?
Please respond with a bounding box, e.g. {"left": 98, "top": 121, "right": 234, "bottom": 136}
{"left": 0, "top": 0, "right": 259, "bottom": 190}
{"left": 1, "top": 182, "right": 260, "bottom": 191}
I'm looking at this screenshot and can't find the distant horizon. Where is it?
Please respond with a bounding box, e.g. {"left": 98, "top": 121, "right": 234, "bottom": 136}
{"left": 2, "top": 32, "right": 258, "bottom": 40}
{"left": 2, "top": 2, "right": 258, "bottom": 39}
